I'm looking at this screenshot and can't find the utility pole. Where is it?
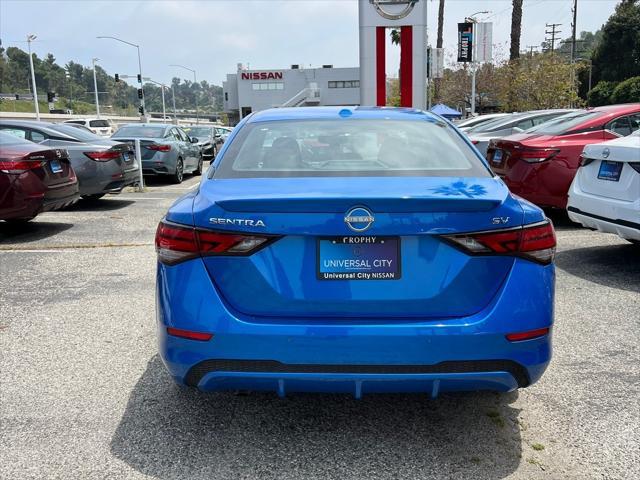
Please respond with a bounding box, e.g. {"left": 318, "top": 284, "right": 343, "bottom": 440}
{"left": 570, "top": 0, "right": 578, "bottom": 62}
{"left": 526, "top": 45, "right": 539, "bottom": 56}
{"left": 26, "top": 34, "right": 40, "bottom": 120}
{"left": 92, "top": 58, "right": 101, "bottom": 118}
{"left": 545, "top": 23, "right": 562, "bottom": 53}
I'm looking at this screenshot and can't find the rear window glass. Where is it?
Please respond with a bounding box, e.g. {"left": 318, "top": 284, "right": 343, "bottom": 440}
{"left": 215, "top": 119, "right": 491, "bottom": 178}
{"left": 65, "top": 120, "right": 86, "bottom": 125}
{"left": 0, "top": 131, "right": 31, "bottom": 145}
{"left": 49, "top": 124, "right": 103, "bottom": 142}
{"left": 89, "top": 120, "right": 110, "bottom": 128}
{"left": 526, "top": 110, "right": 601, "bottom": 135}
{"left": 113, "top": 126, "right": 166, "bottom": 138}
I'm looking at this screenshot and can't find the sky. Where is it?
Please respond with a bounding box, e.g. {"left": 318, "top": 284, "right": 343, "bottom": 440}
{"left": 0, "top": 0, "right": 621, "bottom": 88}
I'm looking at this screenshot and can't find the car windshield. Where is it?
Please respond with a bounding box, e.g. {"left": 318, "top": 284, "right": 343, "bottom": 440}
{"left": 215, "top": 119, "right": 491, "bottom": 179}
{"left": 0, "top": 131, "right": 33, "bottom": 146}
{"left": 89, "top": 120, "right": 111, "bottom": 128}
{"left": 524, "top": 110, "right": 601, "bottom": 135}
{"left": 49, "top": 124, "right": 104, "bottom": 142}
{"left": 113, "top": 126, "right": 166, "bottom": 138}
{"left": 184, "top": 127, "right": 212, "bottom": 137}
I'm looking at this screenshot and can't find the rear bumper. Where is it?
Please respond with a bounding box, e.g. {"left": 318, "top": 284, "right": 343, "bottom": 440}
{"left": 156, "top": 257, "right": 555, "bottom": 396}
{"left": 568, "top": 179, "right": 640, "bottom": 241}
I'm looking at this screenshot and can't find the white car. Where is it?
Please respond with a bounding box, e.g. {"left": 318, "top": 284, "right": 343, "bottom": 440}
{"left": 568, "top": 132, "right": 640, "bottom": 244}
{"left": 454, "top": 113, "right": 508, "bottom": 132}
{"left": 63, "top": 118, "right": 115, "bottom": 137}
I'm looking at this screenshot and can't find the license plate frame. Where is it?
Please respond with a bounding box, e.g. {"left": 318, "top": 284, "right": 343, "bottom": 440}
{"left": 316, "top": 236, "right": 401, "bottom": 281}
{"left": 597, "top": 160, "right": 623, "bottom": 182}
{"left": 49, "top": 159, "right": 63, "bottom": 174}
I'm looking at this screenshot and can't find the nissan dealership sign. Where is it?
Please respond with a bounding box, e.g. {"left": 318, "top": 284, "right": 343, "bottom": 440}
{"left": 241, "top": 72, "right": 284, "bottom": 80}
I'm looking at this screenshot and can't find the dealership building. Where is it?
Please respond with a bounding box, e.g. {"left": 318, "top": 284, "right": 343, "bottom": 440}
{"left": 223, "top": 64, "right": 361, "bottom": 124}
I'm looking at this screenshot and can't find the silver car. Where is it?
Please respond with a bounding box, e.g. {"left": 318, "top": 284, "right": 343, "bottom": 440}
{"left": 0, "top": 120, "right": 138, "bottom": 200}
{"left": 467, "top": 110, "right": 576, "bottom": 157}
{"left": 455, "top": 113, "right": 509, "bottom": 132}
{"left": 112, "top": 124, "right": 202, "bottom": 184}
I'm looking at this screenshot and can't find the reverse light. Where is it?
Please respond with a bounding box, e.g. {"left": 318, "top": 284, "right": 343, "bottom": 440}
{"left": 146, "top": 144, "right": 172, "bottom": 152}
{"left": 520, "top": 147, "right": 560, "bottom": 164}
{"left": 155, "top": 220, "right": 276, "bottom": 265}
{"left": 442, "top": 220, "right": 557, "bottom": 265}
{"left": 84, "top": 150, "right": 121, "bottom": 161}
{"left": 506, "top": 327, "right": 550, "bottom": 342}
{"left": 166, "top": 327, "right": 213, "bottom": 341}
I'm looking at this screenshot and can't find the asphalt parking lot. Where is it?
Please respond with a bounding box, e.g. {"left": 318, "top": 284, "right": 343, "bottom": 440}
{"left": 1, "top": 174, "right": 638, "bottom": 480}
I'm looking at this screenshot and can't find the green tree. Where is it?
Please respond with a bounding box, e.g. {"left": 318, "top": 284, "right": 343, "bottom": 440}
{"left": 587, "top": 81, "right": 618, "bottom": 106}
{"left": 611, "top": 76, "right": 640, "bottom": 103}
{"left": 591, "top": 0, "right": 640, "bottom": 84}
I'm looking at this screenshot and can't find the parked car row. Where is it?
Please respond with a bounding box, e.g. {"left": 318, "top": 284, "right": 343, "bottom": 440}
{"left": 461, "top": 104, "right": 640, "bottom": 244}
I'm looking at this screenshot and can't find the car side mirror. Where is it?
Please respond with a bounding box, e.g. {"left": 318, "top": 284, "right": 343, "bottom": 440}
{"left": 190, "top": 137, "right": 199, "bottom": 143}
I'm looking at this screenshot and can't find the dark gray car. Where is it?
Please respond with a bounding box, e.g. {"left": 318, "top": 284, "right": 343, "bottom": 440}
{"left": 111, "top": 124, "right": 202, "bottom": 184}
{"left": 0, "top": 120, "right": 138, "bottom": 200}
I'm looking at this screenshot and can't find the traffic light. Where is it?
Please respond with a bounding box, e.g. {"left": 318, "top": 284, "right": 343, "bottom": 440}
{"left": 47, "top": 91, "right": 55, "bottom": 102}
{"left": 137, "top": 74, "right": 142, "bottom": 83}
{"left": 137, "top": 89, "right": 143, "bottom": 99}
{"left": 138, "top": 106, "right": 145, "bottom": 115}
{"left": 115, "top": 73, "right": 120, "bottom": 82}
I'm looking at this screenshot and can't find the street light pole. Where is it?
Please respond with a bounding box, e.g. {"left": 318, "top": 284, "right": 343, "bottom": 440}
{"left": 97, "top": 36, "right": 146, "bottom": 120}
{"left": 27, "top": 34, "right": 40, "bottom": 120}
{"left": 92, "top": 58, "right": 101, "bottom": 118}
{"left": 170, "top": 64, "right": 198, "bottom": 124}
{"left": 147, "top": 79, "right": 167, "bottom": 120}
{"left": 171, "top": 86, "right": 177, "bottom": 124}
{"left": 464, "top": 11, "right": 489, "bottom": 116}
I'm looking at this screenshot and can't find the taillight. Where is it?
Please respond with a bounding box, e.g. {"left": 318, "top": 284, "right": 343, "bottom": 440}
{"left": 519, "top": 147, "right": 560, "bottom": 163}
{"left": 629, "top": 163, "right": 640, "bottom": 173}
{"left": 471, "top": 140, "right": 479, "bottom": 145}
{"left": 84, "top": 150, "right": 121, "bottom": 161}
{"left": 579, "top": 154, "right": 596, "bottom": 167}
{"left": 442, "top": 220, "right": 556, "bottom": 265}
{"left": 0, "top": 159, "right": 44, "bottom": 173}
{"left": 155, "top": 221, "right": 276, "bottom": 265}
{"left": 146, "top": 144, "right": 172, "bottom": 152}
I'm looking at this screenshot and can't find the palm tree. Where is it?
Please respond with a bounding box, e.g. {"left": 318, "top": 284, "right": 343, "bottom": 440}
{"left": 510, "top": 0, "right": 524, "bottom": 60}
{"left": 434, "top": 0, "right": 445, "bottom": 101}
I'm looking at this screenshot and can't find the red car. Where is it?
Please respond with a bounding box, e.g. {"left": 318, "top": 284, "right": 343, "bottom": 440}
{"left": 0, "top": 132, "right": 80, "bottom": 223}
{"left": 488, "top": 104, "right": 640, "bottom": 209}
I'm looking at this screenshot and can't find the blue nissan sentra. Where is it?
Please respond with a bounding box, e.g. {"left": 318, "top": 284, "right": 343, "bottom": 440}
{"left": 155, "top": 106, "right": 556, "bottom": 398}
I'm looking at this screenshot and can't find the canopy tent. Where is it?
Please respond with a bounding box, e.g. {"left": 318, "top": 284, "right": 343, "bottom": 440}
{"left": 430, "top": 104, "right": 463, "bottom": 120}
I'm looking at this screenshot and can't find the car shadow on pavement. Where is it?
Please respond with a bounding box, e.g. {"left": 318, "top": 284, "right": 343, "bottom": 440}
{"left": 0, "top": 221, "right": 73, "bottom": 244}
{"left": 111, "top": 355, "right": 524, "bottom": 480}
{"left": 544, "top": 209, "right": 581, "bottom": 231}
{"left": 64, "top": 198, "right": 135, "bottom": 212}
{"left": 555, "top": 242, "right": 640, "bottom": 293}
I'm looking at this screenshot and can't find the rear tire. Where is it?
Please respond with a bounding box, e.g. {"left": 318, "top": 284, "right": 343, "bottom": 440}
{"left": 171, "top": 158, "right": 184, "bottom": 184}
{"left": 81, "top": 194, "right": 106, "bottom": 201}
{"left": 193, "top": 155, "right": 203, "bottom": 176}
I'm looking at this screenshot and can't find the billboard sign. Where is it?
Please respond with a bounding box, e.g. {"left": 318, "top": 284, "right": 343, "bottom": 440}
{"left": 475, "top": 22, "right": 493, "bottom": 63}
{"left": 457, "top": 23, "right": 473, "bottom": 62}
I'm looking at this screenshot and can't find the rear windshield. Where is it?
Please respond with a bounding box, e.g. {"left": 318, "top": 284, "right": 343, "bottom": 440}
{"left": 49, "top": 124, "right": 104, "bottom": 142}
{"left": 526, "top": 110, "right": 601, "bottom": 135}
{"left": 113, "top": 126, "right": 166, "bottom": 138}
{"left": 184, "top": 127, "right": 212, "bottom": 137}
{"left": 0, "top": 131, "right": 32, "bottom": 146}
{"left": 89, "top": 120, "right": 110, "bottom": 128}
{"left": 65, "top": 120, "right": 86, "bottom": 125}
{"left": 215, "top": 119, "right": 491, "bottom": 178}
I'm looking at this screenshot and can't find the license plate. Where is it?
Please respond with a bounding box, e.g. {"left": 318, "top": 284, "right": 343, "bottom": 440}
{"left": 492, "top": 149, "right": 503, "bottom": 164}
{"left": 598, "top": 161, "right": 623, "bottom": 182}
{"left": 317, "top": 236, "right": 401, "bottom": 281}
{"left": 49, "top": 159, "right": 62, "bottom": 173}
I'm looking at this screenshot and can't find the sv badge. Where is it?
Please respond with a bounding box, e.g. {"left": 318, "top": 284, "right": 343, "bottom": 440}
{"left": 492, "top": 217, "right": 510, "bottom": 225}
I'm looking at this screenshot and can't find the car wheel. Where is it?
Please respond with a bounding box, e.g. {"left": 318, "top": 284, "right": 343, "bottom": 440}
{"left": 193, "top": 155, "right": 203, "bottom": 176}
{"left": 81, "top": 194, "right": 106, "bottom": 201}
{"left": 171, "top": 158, "right": 184, "bottom": 184}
